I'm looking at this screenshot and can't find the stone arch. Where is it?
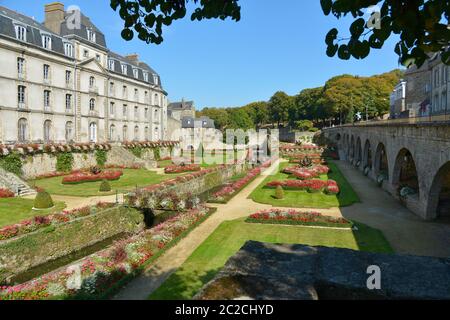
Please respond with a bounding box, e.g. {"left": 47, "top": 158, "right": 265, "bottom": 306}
{"left": 335, "top": 133, "right": 341, "bottom": 141}
{"left": 363, "top": 139, "right": 372, "bottom": 169}
{"left": 392, "top": 148, "right": 419, "bottom": 196}
{"left": 426, "top": 161, "right": 450, "bottom": 220}
{"left": 355, "top": 137, "right": 362, "bottom": 165}
{"left": 374, "top": 143, "right": 389, "bottom": 178}
{"left": 350, "top": 135, "right": 355, "bottom": 160}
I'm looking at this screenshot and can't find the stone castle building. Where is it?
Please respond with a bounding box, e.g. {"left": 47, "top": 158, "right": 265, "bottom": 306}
{"left": 0, "top": 3, "right": 169, "bottom": 145}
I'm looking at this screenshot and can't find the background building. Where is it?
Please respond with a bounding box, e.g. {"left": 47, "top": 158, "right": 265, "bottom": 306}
{"left": 0, "top": 3, "right": 168, "bottom": 144}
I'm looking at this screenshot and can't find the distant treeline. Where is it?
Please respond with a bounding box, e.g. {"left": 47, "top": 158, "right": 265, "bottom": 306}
{"left": 197, "top": 69, "right": 402, "bottom": 130}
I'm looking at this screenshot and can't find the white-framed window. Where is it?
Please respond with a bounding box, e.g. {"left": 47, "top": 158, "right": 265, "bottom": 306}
{"left": 123, "top": 104, "right": 128, "bottom": 117}
{"left": 96, "top": 54, "right": 101, "bottom": 62}
{"left": 89, "top": 122, "right": 97, "bottom": 142}
{"left": 87, "top": 29, "right": 96, "bottom": 43}
{"left": 108, "top": 59, "right": 115, "bottom": 70}
{"left": 144, "top": 108, "right": 149, "bottom": 118}
{"left": 65, "top": 121, "right": 73, "bottom": 142}
{"left": 123, "top": 85, "right": 128, "bottom": 98}
{"left": 121, "top": 64, "right": 128, "bottom": 74}
{"left": 44, "top": 90, "right": 51, "bottom": 109}
{"left": 109, "top": 124, "right": 116, "bottom": 141}
{"left": 65, "top": 70, "right": 72, "bottom": 85}
{"left": 110, "top": 102, "right": 115, "bottom": 116}
{"left": 153, "top": 74, "right": 159, "bottom": 85}
{"left": 133, "top": 68, "right": 138, "bottom": 78}
{"left": 134, "top": 89, "right": 139, "bottom": 100}
{"left": 109, "top": 82, "right": 115, "bottom": 96}
{"left": 123, "top": 125, "right": 128, "bottom": 141}
{"left": 89, "top": 76, "right": 95, "bottom": 88}
{"left": 145, "top": 126, "right": 149, "bottom": 140}
{"left": 134, "top": 106, "right": 139, "bottom": 119}
{"left": 43, "top": 120, "right": 52, "bottom": 142}
{"left": 65, "top": 94, "right": 72, "bottom": 110}
{"left": 18, "top": 118, "right": 28, "bottom": 142}
{"left": 64, "top": 42, "right": 74, "bottom": 57}
{"left": 42, "top": 34, "right": 52, "bottom": 50}
{"left": 18, "top": 85, "right": 26, "bottom": 107}
{"left": 83, "top": 49, "right": 89, "bottom": 58}
{"left": 89, "top": 98, "right": 95, "bottom": 111}
{"left": 143, "top": 72, "right": 149, "bottom": 82}
{"left": 17, "top": 57, "right": 25, "bottom": 77}
{"left": 134, "top": 126, "right": 139, "bottom": 141}
{"left": 43, "top": 64, "right": 50, "bottom": 81}
{"left": 14, "top": 25, "right": 27, "bottom": 42}
{"left": 144, "top": 91, "right": 149, "bottom": 102}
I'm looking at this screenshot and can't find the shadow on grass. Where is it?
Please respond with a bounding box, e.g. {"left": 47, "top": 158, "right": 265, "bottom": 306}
{"left": 149, "top": 268, "right": 221, "bottom": 300}
{"left": 327, "top": 161, "right": 361, "bottom": 208}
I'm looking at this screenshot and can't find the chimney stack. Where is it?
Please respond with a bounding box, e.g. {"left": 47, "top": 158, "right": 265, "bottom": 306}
{"left": 44, "top": 2, "right": 65, "bottom": 35}
{"left": 125, "top": 53, "right": 140, "bottom": 64}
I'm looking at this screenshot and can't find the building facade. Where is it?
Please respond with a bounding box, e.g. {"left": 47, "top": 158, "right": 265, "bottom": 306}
{"left": 0, "top": 3, "right": 168, "bottom": 145}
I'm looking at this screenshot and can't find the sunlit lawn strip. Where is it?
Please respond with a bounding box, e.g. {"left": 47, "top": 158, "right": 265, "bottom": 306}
{"left": 149, "top": 218, "right": 392, "bottom": 300}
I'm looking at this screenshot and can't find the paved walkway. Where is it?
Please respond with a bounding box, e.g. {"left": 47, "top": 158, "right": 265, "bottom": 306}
{"left": 112, "top": 160, "right": 450, "bottom": 300}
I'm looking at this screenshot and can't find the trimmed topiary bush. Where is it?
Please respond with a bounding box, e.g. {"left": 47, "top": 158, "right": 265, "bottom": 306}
{"left": 33, "top": 190, "right": 54, "bottom": 209}
{"left": 275, "top": 185, "right": 284, "bottom": 199}
{"left": 99, "top": 179, "right": 112, "bottom": 192}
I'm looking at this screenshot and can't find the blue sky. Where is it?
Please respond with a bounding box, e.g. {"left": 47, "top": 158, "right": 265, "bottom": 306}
{"left": 1, "top": 0, "right": 402, "bottom": 109}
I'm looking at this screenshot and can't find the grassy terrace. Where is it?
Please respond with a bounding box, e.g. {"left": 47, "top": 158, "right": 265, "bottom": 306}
{"left": 149, "top": 218, "right": 393, "bottom": 300}
{"left": 249, "top": 161, "right": 360, "bottom": 208}
{"left": 0, "top": 198, "right": 66, "bottom": 227}
{"left": 30, "top": 169, "right": 182, "bottom": 197}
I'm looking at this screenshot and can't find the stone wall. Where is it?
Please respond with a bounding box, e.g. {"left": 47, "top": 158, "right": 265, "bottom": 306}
{"left": 0, "top": 206, "right": 144, "bottom": 283}
{"left": 196, "top": 241, "right": 450, "bottom": 300}
{"left": 17, "top": 145, "right": 176, "bottom": 179}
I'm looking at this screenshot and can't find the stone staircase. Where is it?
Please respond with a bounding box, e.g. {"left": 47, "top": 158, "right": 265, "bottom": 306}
{"left": 0, "top": 167, "right": 36, "bottom": 197}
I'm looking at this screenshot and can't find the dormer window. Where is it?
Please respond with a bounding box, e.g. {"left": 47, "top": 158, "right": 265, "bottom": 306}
{"left": 133, "top": 68, "right": 138, "bottom": 78}
{"left": 108, "top": 59, "right": 115, "bottom": 70}
{"left": 153, "top": 74, "right": 159, "bottom": 85}
{"left": 42, "top": 34, "right": 52, "bottom": 50}
{"left": 121, "top": 64, "right": 128, "bottom": 75}
{"left": 15, "top": 25, "right": 26, "bottom": 42}
{"left": 64, "top": 42, "right": 74, "bottom": 57}
{"left": 87, "top": 29, "right": 96, "bottom": 43}
{"left": 143, "top": 72, "right": 149, "bottom": 82}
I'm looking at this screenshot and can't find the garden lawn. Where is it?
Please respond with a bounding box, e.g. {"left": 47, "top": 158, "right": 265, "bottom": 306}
{"left": 249, "top": 161, "right": 360, "bottom": 208}
{"left": 149, "top": 218, "right": 393, "bottom": 300}
{"left": 0, "top": 198, "right": 66, "bottom": 227}
{"left": 30, "top": 169, "right": 181, "bottom": 197}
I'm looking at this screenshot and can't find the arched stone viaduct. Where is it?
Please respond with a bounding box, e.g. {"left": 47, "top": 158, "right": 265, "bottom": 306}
{"left": 323, "top": 124, "right": 450, "bottom": 221}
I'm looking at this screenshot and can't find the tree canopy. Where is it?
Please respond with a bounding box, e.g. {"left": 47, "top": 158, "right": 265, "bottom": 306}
{"left": 322, "top": 0, "right": 450, "bottom": 67}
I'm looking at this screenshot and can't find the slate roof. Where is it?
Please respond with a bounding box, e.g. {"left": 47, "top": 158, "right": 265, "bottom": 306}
{"left": 0, "top": 5, "right": 71, "bottom": 58}
{"left": 0, "top": 5, "right": 162, "bottom": 88}
{"left": 168, "top": 101, "right": 195, "bottom": 110}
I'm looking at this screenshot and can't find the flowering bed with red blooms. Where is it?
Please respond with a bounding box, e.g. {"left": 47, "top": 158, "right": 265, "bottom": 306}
{"left": 283, "top": 165, "right": 330, "bottom": 180}
{"left": 246, "top": 209, "right": 352, "bottom": 228}
{"left": 0, "top": 205, "right": 213, "bottom": 300}
{"left": 61, "top": 170, "right": 123, "bottom": 184}
{"left": 0, "top": 188, "right": 15, "bottom": 198}
{"left": 0, "top": 202, "right": 115, "bottom": 241}
{"left": 164, "top": 164, "right": 201, "bottom": 174}
{"left": 266, "top": 179, "right": 339, "bottom": 194}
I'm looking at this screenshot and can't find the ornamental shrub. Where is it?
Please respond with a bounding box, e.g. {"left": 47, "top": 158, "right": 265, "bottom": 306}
{"left": 95, "top": 150, "right": 107, "bottom": 167}
{"left": 153, "top": 147, "right": 161, "bottom": 161}
{"left": 275, "top": 185, "right": 284, "bottom": 200}
{"left": 33, "top": 190, "right": 54, "bottom": 209}
{"left": 99, "top": 179, "right": 112, "bottom": 192}
{"left": 131, "top": 147, "right": 143, "bottom": 158}
{"left": 0, "top": 152, "right": 23, "bottom": 176}
{"left": 56, "top": 152, "right": 74, "bottom": 173}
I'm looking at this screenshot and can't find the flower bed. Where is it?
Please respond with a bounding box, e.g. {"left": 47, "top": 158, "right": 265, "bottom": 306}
{"left": 0, "top": 205, "right": 212, "bottom": 300}
{"left": 0, "top": 143, "right": 111, "bottom": 156}
{"left": 266, "top": 179, "right": 339, "bottom": 194}
{"left": 283, "top": 165, "right": 330, "bottom": 180}
{"left": 246, "top": 209, "right": 352, "bottom": 228}
{"left": 0, "top": 188, "right": 15, "bottom": 198}
{"left": 61, "top": 170, "right": 123, "bottom": 185}
{"left": 164, "top": 164, "right": 201, "bottom": 174}
{"left": 0, "top": 202, "right": 115, "bottom": 241}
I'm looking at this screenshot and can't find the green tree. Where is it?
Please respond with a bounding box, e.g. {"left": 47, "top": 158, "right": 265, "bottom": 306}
{"left": 227, "top": 108, "right": 254, "bottom": 130}
{"left": 294, "top": 120, "right": 314, "bottom": 131}
{"left": 268, "top": 91, "right": 293, "bottom": 127}
{"left": 241, "top": 101, "right": 269, "bottom": 127}
{"left": 322, "top": 0, "right": 450, "bottom": 67}
{"left": 197, "top": 107, "right": 230, "bottom": 130}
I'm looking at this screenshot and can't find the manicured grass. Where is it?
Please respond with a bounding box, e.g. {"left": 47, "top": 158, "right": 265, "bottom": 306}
{"left": 149, "top": 218, "right": 393, "bottom": 300}
{"left": 249, "top": 161, "right": 360, "bottom": 208}
{"left": 30, "top": 169, "right": 181, "bottom": 197}
{"left": 157, "top": 160, "right": 173, "bottom": 168}
{"left": 0, "top": 198, "right": 66, "bottom": 227}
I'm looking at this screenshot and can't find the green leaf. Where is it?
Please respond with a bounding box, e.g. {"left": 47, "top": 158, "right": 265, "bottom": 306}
{"left": 350, "top": 18, "right": 365, "bottom": 37}
{"left": 121, "top": 28, "right": 134, "bottom": 41}
{"left": 320, "top": 0, "right": 333, "bottom": 15}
